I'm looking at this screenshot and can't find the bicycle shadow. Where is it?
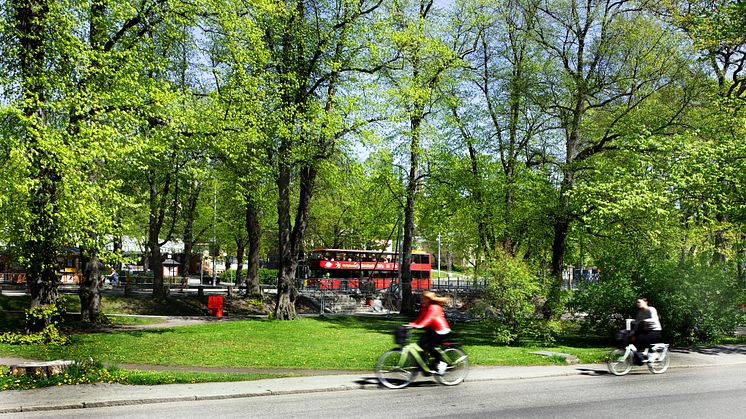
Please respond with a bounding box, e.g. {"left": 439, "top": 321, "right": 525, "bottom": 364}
{"left": 575, "top": 366, "right": 609, "bottom": 376}
{"left": 355, "top": 376, "right": 447, "bottom": 388}
{"left": 671, "top": 344, "right": 746, "bottom": 356}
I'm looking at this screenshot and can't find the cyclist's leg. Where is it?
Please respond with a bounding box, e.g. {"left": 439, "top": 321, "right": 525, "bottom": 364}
{"left": 643, "top": 330, "right": 662, "bottom": 358}
{"left": 633, "top": 332, "right": 649, "bottom": 364}
{"left": 419, "top": 330, "right": 446, "bottom": 367}
{"left": 635, "top": 331, "right": 660, "bottom": 362}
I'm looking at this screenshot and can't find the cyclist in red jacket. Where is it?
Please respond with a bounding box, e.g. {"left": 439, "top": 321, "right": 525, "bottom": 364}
{"left": 408, "top": 291, "right": 451, "bottom": 375}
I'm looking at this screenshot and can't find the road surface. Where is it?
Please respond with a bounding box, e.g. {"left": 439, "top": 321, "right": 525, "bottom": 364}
{"left": 8, "top": 364, "right": 746, "bottom": 418}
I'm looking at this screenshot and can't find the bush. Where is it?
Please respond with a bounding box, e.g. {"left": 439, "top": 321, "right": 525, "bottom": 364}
{"left": 642, "top": 260, "right": 744, "bottom": 344}
{"left": 0, "top": 297, "right": 70, "bottom": 345}
{"left": 571, "top": 276, "right": 639, "bottom": 337}
{"left": 474, "top": 252, "right": 553, "bottom": 345}
{"left": 572, "top": 258, "right": 745, "bottom": 344}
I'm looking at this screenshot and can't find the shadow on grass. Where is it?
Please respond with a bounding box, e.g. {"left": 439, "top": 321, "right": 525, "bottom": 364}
{"left": 313, "top": 315, "right": 508, "bottom": 347}
{"left": 0, "top": 311, "right": 25, "bottom": 333}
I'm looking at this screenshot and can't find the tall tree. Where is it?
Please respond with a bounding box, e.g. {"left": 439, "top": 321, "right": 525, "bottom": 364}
{"left": 6, "top": 0, "right": 62, "bottom": 321}
{"left": 444, "top": 0, "right": 551, "bottom": 260}
{"left": 663, "top": 0, "right": 746, "bottom": 268}
{"left": 380, "top": 0, "right": 464, "bottom": 313}
{"left": 256, "top": 0, "right": 383, "bottom": 319}
{"left": 532, "top": 0, "right": 692, "bottom": 318}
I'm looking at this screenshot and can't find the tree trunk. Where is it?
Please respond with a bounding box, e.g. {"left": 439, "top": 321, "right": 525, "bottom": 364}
{"left": 78, "top": 245, "right": 104, "bottom": 323}
{"left": 13, "top": 0, "right": 60, "bottom": 330}
{"left": 235, "top": 239, "right": 245, "bottom": 286}
{"left": 545, "top": 170, "right": 573, "bottom": 319}
{"left": 275, "top": 162, "right": 296, "bottom": 319}
{"left": 180, "top": 182, "right": 202, "bottom": 288}
{"left": 150, "top": 238, "right": 165, "bottom": 299}
{"left": 148, "top": 171, "right": 173, "bottom": 299}
{"left": 400, "top": 109, "right": 423, "bottom": 316}
{"left": 275, "top": 163, "right": 316, "bottom": 319}
{"left": 245, "top": 197, "right": 262, "bottom": 297}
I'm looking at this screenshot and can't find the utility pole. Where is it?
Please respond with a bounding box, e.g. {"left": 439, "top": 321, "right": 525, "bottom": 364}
{"left": 212, "top": 182, "right": 217, "bottom": 287}
{"left": 437, "top": 232, "right": 441, "bottom": 283}
{"left": 395, "top": 212, "right": 403, "bottom": 304}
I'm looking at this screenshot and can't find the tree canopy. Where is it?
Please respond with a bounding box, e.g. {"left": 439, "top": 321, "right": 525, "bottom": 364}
{"left": 0, "top": 0, "right": 744, "bottom": 328}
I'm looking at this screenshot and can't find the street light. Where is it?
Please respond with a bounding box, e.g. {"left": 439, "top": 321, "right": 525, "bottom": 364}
{"left": 212, "top": 181, "right": 217, "bottom": 287}
{"left": 437, "top": 233, "right": 441, "bottom": 286}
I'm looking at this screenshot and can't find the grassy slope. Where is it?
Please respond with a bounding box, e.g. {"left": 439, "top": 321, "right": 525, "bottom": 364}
{"left": 0, "top": 315, "right": 610, "bottom": 369}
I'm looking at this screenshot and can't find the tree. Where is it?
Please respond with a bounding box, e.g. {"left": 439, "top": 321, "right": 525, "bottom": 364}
{"left": 662, "top": 0, "right": 746, "bottom": 270}
{"left": 201, "top": 1, "right": 274, "bottom": 297}
{"left": 379, "top": 0, "right": 465, "bottom": 314}
{"left": 532, "top": 0, "right": 693, "bottom": 318}
{"left": 252, "top": 0, "right": 383, "bottom": 319}
{"left": 3, "top": 0, "right": 64, "bottom": 323}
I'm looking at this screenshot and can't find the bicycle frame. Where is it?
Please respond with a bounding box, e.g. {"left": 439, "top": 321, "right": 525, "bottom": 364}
{"left": 619, "top": 343, "right": 668, "bottom": 361}
{"left": 608, "top": 342, "right": 670, "bottom": 376}
{"left": 398, "top": 342, "right": 447, "bottom": 373}
{"left": 377, "top": 331, "right": 470, "bottom": 388}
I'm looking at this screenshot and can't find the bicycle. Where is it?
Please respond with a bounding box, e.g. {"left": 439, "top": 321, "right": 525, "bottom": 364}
{"left": 375, "top": 326, "right": 469, "bottom": 389}
{"left": 607, "top": 329, "right": 670, "bottom": 376}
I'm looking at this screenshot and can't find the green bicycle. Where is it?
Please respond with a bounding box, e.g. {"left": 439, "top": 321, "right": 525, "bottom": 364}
{"left": 375, "top": 326, "right": 469, "bottom": 389}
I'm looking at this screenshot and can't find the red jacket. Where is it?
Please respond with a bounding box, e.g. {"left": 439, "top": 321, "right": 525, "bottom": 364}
{"left": 409, "top": 303, "right": 450, "bottom": 334}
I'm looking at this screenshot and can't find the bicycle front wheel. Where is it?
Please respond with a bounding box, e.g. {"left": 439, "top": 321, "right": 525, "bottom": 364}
{"left": 647, "top": 351, "right": 670, "bottom": 374}
{"left": 375, "top": 349, "right": 416, "bottom": 389}
{"left": 434, "top": 347, "right": 469, "bottom": 386}
{"left": 607, "top": 348, "right": 633, "bottom": 376}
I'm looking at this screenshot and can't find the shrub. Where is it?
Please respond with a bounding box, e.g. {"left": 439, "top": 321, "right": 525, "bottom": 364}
{"left": 219, "top": 268, "right": 277, "bottom": 285}
{"left": 642, "top": 260, "right": 744, "bottom": 344}
{"left": 571, "top": 276, "right": 639, "bottom": 337}
{"left": 474, "top": 252, "right": 553, "bottom": 345}
{"left": 0, "top": 300, "right": 70, "bottom": 345}
{"left": 572, "top": 258, "right": 744, "bottom": 344}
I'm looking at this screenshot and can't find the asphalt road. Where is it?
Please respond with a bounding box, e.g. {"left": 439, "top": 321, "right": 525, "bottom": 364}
{"left": 8, "top": 364, "right": 746, "bottom": 419}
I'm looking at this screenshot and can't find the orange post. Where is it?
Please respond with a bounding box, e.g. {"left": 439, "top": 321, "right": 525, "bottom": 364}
{"left": 207, "top": 295, "right": 224, "bottom": 317}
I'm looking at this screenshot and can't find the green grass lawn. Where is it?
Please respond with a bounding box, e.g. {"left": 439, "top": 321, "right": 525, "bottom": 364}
{"left": 0, "top": 316, "right": 610, "bottom": 370}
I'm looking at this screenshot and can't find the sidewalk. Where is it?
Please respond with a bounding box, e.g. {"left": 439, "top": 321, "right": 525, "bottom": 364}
{"left": 2, "top": 344, "right": 745, "bottom": 414}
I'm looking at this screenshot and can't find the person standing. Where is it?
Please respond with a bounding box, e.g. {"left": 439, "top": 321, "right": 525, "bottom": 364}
{"left": 109, "top": 267, "right": 119, "bottom": 287}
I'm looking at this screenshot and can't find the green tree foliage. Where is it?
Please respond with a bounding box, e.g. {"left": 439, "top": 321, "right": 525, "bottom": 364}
{"left": 530, "top": 0, "right": 695, "bottom": 318}
{"left": 307, "top": 156, "right": 399, "bottom": 250}
{"left": 476, "top": 251, "right": 557, "bottom": 345}
{"left": 574, "top": 257, "right": 744, "bottom": 344}
{"left": 662, "top": 0, "right": 746, "bottom": 269}
{"left": 376, "top": 0, "right": 467, "bottom": 314}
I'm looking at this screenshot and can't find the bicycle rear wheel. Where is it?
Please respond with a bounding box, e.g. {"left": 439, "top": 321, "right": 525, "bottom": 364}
{"left": 607, "top": 348, "right": 633, "bottom": 376}
{"left": 434, "top": 347, "right": 469, "bottom": 386}
{"left": 376, "top": 349, "right": 417, "bottom": 389}
{"left": 647, "top": 350, "right": 670, "bottom": 374}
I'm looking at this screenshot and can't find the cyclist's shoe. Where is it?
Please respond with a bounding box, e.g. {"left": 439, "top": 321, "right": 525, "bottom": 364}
{"left": 633, "top": 352, "right": 645, "bottom": 366}
{"left": 436, "top": 361, "right": 447, "bottom": 376}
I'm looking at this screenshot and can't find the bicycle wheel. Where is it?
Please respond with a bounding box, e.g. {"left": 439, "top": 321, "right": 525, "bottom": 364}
{"left": 376, "top": 349, "right": 416, "bottom": 389}
{"left": 434, "top": 347, "right": 469, "bottom": 386}
{"left": 647, "top": 350, "right": 670, "bottom": 374}
{"left": 607, "top": 348, "right": 633, "bottom": 376}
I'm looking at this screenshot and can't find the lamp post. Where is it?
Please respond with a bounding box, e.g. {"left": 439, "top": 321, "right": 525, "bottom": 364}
{"left": 212, "top": 181, "right": 217, "bottom": 286}
{"left": 437, "top": 233, "right": 441, "bottom": 284}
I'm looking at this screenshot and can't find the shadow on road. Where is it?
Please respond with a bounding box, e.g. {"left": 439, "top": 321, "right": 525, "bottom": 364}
{"left": 672, "top": 344, "right": 746, "bottom": 356}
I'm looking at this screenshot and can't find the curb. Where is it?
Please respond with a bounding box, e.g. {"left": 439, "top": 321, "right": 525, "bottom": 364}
{"left": 6, "top": 362, "right": 746, "bottom": 414}
{"left": 0, "top": 383, "right": 367, "bottom": 414}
